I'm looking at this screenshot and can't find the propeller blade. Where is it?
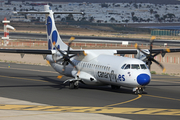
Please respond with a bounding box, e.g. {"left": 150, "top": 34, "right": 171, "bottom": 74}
{"left": 135, "top": 36, "right": 166, "bottom": 72}
{"left": 135, "top": 43, "right": 149, "bottom": 56}
{"left": 152, "top": 58, "right": 164, "bottom": 70}
{"left": 148, "top": 61, "right": 151, "bottom": 70}
{"left": 56, "top": 57, "right": 64, "bottom": 63}
{"left": 58, "top": 49, "right": 65, "bottom": 56}
{"left": 67, "top": 37, "right": 75, "bottom": 55}
{"left": 68, "top": 60, "right": 79, "bottom": 71}
{"left": 150, "top": 36, "right": 156, "bottom": 54}
{"left": 52, "top": 54, "right": 56, "bottom": 62}
{"left": 138, "top": 47, "right": 149, "bottom": 56}
{"left": 62, "top": 61, "right": 68, "bottom": 72}
{"left": 152, "top": 51, "right": 162, "bottom": 58}
{"left": 54, "top": 45, "right": 65, "bottom": 56}
{"left": 69, "top": 54, "right": 76, "bottom": 58}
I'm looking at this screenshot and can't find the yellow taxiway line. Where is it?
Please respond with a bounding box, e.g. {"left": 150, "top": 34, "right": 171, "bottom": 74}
{"left": 0, "top": 72, "right": 180, "bottom": 116}
{"left": 143, "top": 94, "right": 180, "bottom": 101}
{"left": 104, "top": 94, "right": 142, "bottom": 107}
{"left": 0, "top": 104, "right": 179, "bottom": 116}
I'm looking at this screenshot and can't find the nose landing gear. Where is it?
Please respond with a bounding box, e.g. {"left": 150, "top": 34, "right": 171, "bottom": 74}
{"left": 133, "top": 87, "right": 144, "bottom": 95}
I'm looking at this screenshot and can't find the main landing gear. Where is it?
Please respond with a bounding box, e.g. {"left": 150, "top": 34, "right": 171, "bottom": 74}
{"left": 69, "top": 81, "right": 79, "bottom": 89}
{"left": 111, "top": 85, "right": 120, "bottom": 90}
{"left": 133, "top": 87, "right": 144, "bottom": 95}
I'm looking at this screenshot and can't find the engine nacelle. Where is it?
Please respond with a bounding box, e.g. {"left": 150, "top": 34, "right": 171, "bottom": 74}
{"left": 135, "top": 49, "right": 150, "bottom": 62}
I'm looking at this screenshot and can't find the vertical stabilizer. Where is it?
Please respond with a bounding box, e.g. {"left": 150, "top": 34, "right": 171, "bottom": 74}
{"left": 44, "top": 5, "right": 68, "bottom": 50}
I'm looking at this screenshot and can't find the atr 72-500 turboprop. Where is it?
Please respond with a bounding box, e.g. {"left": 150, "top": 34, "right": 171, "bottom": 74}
{"left": 1, "top": 5, "right": 180, "bottom": 94}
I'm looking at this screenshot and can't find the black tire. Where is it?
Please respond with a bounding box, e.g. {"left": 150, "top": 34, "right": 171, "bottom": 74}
{"left": 111, "top": 85, "right": 120, "bottom": 90}
{"left": 69, "top": 82, "right": 75, "bottom": 89}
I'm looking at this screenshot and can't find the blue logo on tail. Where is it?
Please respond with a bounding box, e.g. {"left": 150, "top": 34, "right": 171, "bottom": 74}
{"left": 47, "top": 17, "right": 52, "bottom": 36}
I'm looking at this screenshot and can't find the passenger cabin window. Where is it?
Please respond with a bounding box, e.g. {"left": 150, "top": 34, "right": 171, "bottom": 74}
{"left": 131, "top": 64, "right": 140, "bottom": 69}
{"left": 124, "top": 64, "right": 130, "bottom": 69}
{"left": 140, "top": 64, "right": 147, "bottom": 69}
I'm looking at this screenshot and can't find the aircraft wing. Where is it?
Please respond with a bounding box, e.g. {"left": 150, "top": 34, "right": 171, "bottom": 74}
{"left": 0, "top": 49, "right": 52, "bottom": 54}
{"left": 116, "top": 49, "right": 137, "bottom": 54}
{"left": 151, "top": 48, "right": 180, "bottom": 53}
{"left": 68, "top": 49, "right": 138, "bottom": 55}
{"left": 116, "top": 48, "right": 180, "bottom": 54}
{"left": 0, "top": 48, "right": 180, "bottom": 56}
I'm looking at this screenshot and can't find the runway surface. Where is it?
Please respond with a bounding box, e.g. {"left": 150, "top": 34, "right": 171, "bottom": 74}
{"left": 0, "top": 62, "right": 180, "bottom": 120}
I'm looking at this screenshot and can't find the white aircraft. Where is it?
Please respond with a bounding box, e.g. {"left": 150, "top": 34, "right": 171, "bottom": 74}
{"left": 1, "top": 5, "right": 180, "bottom": 94}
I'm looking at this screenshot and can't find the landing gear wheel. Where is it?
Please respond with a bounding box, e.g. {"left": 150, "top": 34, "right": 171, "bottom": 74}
{"left": 111, "top": 85, "right": 120, "bottom": 90}
{"left": 134, "top": 89, "right": 143, "bottom": 95}
{"left": 69, "top": 81, "right": 79, "bottom": 89}
{"left": 74, "top": 81, "right": 79, "bottom": 89}
{"left": 69, "top": 81, "right": 75, "bottom": 89}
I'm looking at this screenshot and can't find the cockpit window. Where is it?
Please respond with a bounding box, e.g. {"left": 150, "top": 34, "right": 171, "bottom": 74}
{"left": 131, "top": 64, "right": 140, "bottom": 69}
{"left": 124, "top": 64, "right": 130, "bottom": 69}
{"left": 140, "top": 64, "right": 147, "bottom": 69}
{"left": 121, "top": 64, "right": 126, "bottom": 69}
{"left": 123, "top": 64, "right": 147, "bottom": 70}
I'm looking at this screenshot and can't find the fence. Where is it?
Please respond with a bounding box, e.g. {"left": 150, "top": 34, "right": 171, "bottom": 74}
{"left": 155, "top": 55, "right": 180, "bottom": 64}
{"left": 0, "top": 41, "right": 144, "bottom": 48}
{"left": 151, "top": 29, "right": 180, "bottom": 36}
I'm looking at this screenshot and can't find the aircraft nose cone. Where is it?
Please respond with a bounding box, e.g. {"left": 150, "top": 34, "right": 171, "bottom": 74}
{"left": 137, "top": 74, "right": 150, "bottom": 86}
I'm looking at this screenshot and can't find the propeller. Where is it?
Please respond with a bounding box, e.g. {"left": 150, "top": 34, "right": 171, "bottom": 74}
{"left": 53, "top": 37, "right": 80, "bottom": 74}
{"left": 135, "top": 36, "right": 166, "bottom": 72}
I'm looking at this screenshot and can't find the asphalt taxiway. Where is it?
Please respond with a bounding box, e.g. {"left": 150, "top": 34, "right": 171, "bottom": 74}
{"left": 0, "top": 62, "right": 180, "bottom": 120}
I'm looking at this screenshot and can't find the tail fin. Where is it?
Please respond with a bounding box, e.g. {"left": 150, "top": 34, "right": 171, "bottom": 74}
{"left": 44, "top": 5, "right": 67, "bottom": 50}
{"left": 17, "top": 5, "right": 83, "bottom": 50}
